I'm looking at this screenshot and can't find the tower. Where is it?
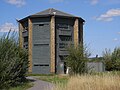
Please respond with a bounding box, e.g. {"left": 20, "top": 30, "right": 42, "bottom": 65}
{"left": 18, "top": 8, "right": 85, "bottom": 74}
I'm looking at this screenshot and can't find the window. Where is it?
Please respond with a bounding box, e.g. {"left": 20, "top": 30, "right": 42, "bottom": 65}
{"left": 34, "top": 44, "right": 49, "bottom": 46}
{"left": 39, "top": 24, "right": 44, "bottom": 26}
{"left": 59, "top": 55, "right": 67, "bottom": 61}
{"left": 59, "top": 36, "right": 72, "bottom": 41}
{"left": 23, "top": 44, "right": 28, "bottom": 49}
{"left": 34, "top": 64, "right": 49, "bottom": 66}
{"left": 24, "top": 36, "right": 28, "bottom": 42}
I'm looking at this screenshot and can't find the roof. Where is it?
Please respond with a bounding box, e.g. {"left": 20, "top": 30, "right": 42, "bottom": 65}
{"left": 31, "top": 8, "right": 76, "bottom": 17}
{"left": 19, "top": 8, "right": 85, "bottom": 22}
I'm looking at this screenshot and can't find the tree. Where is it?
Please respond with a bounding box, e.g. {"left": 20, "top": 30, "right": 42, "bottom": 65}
{"left": 103, "top": 47, "right": 120, "bottom": 71}
{"left": 65, "top": 44, "right": 91, "bottom": 75}
{"left": 0, "top": 31, "right": 29, "bottom": 89}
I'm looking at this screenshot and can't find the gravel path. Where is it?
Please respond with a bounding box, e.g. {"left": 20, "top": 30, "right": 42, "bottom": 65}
{"left": 26, "top": 76, "right": 54, "bottom": 90}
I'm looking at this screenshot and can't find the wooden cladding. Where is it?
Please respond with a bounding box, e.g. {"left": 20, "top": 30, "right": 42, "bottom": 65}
{"left": 50, "top": 16, "right": 55, "bottom": 73}
{"left": 79, "top": 23, "right": 83, "bottom": 45}
{"left": 28, "top": 18, "right": 33, "bottom": 73}
{"left": 19, "top": 23, "right": 23, "bottom": 48}
{"left": 19, "top": 16, "right": 84, "bottom": 74}
{"left": 74, "top": 19, "right": 79, "bottom": 47}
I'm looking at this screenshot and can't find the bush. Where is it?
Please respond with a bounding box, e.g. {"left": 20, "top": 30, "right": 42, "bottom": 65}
{"left": 65, "top": 44, "right": 91, "bottom": 75}
{"left": 103, "top": 48, "right": 120, "bottom": 71}
{"left": 0, "top": 32, "right": 28, "bottom": 89}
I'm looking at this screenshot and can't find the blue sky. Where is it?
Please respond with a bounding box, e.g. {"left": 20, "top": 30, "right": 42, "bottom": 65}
{"left": 0, "top": 0, "right": 120, "bottom": 57}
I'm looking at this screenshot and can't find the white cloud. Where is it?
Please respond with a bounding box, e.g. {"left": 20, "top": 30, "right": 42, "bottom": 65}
{"left": 113, "top": 38, "right": 118, "bottom": 41}
{"left": 90, "top": 0, "right": 99, "bottom": 5}
{"left": 5, "top": 0, "right": 26, "bottom": 7}
{"left": 96, "top": 8, "right": 120, "bottom": 21}
{"left": 0, "top": 23, "right": 18, "bottom": 32}
{"left": 49, "top": 0, "right": 63, "bottom": 3}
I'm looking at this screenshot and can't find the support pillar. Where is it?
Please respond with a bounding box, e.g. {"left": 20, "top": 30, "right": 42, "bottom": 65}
{"left": 79, "top": 22, "right": 83, "bottom": 45}
{"left": 74, "top": 18, "right": 79, "bottom": 47}
{"left": 50, "top": 16, "right": 55, "bottom": 73}
{"left": 28, "top": 18, "right": 33, "bottom": 73}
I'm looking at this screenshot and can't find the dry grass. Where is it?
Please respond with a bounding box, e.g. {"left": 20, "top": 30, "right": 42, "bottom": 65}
{"left": 53, "top": 73, "right": 120, "bottom": 90}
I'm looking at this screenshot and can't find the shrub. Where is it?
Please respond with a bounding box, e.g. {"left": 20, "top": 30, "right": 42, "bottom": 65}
{"left": 103, "top": 48, "right": 120, "bottom": 71}
{"left": 65, "top": 44, "right": 91, "bottom": 75}
{"left": 0, "top": 32, "right": 28, "bottom": 89}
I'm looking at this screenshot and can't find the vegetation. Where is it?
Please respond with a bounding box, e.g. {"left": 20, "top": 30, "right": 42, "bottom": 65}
{"left": 65, "top": 44, "right": 91, "bottom": 75}
{"left": 103, "top": 47, "right": 120, "bottom": 71}
{"left": 38, "top": 74, "right": 69, "bottom": 84}
{"left": 0, "top": 32, "right": 29, "bottom": 89}
{"left": 53, "top": 72, "right": 120, "bottom": 90}
{"left": 9, "top": 81, "right": 33, "bottom": 90}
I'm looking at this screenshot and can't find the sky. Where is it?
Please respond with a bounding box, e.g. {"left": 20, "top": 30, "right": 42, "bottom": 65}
{"left": 0, "top": 0, "right": 120, "bottom": 57}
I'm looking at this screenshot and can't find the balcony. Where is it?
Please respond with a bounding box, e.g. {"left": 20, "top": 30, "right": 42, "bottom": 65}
{"left": 58, "top": 30, "right": 72, "bottom": 36}
{"left": 22, "top": 30, "right": 28, "bottom": 37}
{"left": 59, "top": 41, "right": 72, "bottom": 48}
{"left": 59, "top": 50, "right": 69, "bottom": 55}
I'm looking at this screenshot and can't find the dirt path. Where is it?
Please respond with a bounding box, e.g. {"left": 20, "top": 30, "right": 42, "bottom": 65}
{"left": 26, "top": 76, "right": 54, "bottom": 90}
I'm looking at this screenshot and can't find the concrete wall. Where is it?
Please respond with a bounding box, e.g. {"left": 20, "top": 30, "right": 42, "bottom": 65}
{"left": 87, "top": 62, "right": 105, "bottom": 72}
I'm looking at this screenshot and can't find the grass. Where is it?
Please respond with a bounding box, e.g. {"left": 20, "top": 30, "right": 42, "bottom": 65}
{"left": 53, "top": 72, "right": 120, "bottom": 90}
{"left": 38, "top": 74, "right": 69, "bottom": 84}
{"left": 27, "top": 74, "right": 69, "bottom": 84}
{"left": 27, "top": 74, "right": 55, "bottom": 76}
{"left": 9, "top": 81, "right": 33, "bottom": 90}
{"left": 8, "top": 72, "right": 120, "bottom": 90}
{"left": 27, "top": 71, "right": 120, "bottom": 90}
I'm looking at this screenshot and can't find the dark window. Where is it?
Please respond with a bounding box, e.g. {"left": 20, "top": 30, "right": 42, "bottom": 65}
{"left": 34, "top": 24, "right": 45, "bottom": 27}
{"left": 25, "top": 44, "right": 28, "bottom": 49}
{"left": 34, "top": 44, "right": 49, "bottom": 46}
{"left": 59, "top": 55, "right": 67, "bottom": 61}
{"left": 39, "top": 24, "right": 44, "bottom": 26}
{"left": 59, "top": 36, "right": 72, "bottom": 41}
{"left": 23, "top": 44, "right": 28, "bottom": 49}
{"left": 23, "top": 45, "right": 25, "bottom": 48}
{"left": 24, "top": 36, "right": 28, "bottom": 42}
{"left": 34, "top": 64, "right": 49, "bottom": 66}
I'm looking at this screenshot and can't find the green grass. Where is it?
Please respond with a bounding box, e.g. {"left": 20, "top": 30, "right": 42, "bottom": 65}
{"left": 9, "top": 81, "right": 33, "bottom": 90}
{"left": 29, "top": 71, "right": 120, "bottom": 85}
{"left": 27, "top": 74, "right": 55, "bottom": 76}
{"left": 37, "top": 75, "right": 69, "bottom": 84}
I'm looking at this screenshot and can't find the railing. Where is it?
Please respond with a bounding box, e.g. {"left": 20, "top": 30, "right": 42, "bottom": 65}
{"left": 58, "top": 30, "right": 72, "bottom": 36}
{"left": 22, "top": 30, "right": 28, "bottom": 37}
{"left": 59, "top": 50, "right": 69, "bottom": 55}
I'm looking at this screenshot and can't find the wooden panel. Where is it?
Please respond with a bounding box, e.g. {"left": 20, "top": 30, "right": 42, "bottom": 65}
{"left": 32, "top": 65, "right": 50, "bottom": 74}
{"left": 32, "top": 21, "right": 50, "bottom": 74}
{"left": 55, "top": 18, "right": 74, "bottom": 74}
{"left": 28, "top": 18, "right": 33, "bottom": 73}
{"left": 19, "top": 23, "right": 23, "bottom": 48}
{"left": 74, "top": 18, "right": 79, "bottom": 47}
{"left": 79, "top": 22, "right": 83, "bottom": 45}
{"left": 50, "top": 16, "right": 55, "bottom": 73}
